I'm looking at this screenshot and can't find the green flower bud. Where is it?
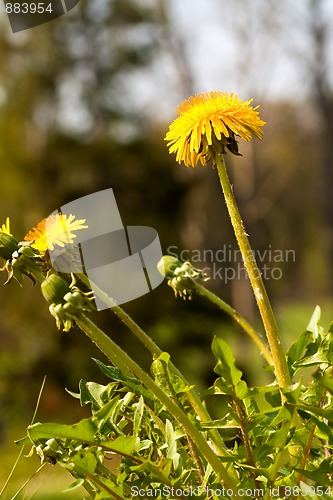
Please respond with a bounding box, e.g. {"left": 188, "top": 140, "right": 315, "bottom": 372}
{"left": 41, "top": 274, "right": 71, "bottom": 305}
{"left": 64, "top": 290, "right": 95, "bottom": 312}
{"left": 157, "top": 255, "right": 182, "bottom": 279}
{"left": 161, "top": 260, "right": 209, "bottom": 300}
{"left": 0, "top": 232, "right": 19, "bottom": 261}
{"left": 45, "top": 277, "right": 95, "bottom": 332}
{"left": 1, "top": 239, "right": 45, "bottom": 286}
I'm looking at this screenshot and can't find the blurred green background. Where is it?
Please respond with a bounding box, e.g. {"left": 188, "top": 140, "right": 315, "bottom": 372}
{"left": 0, "top": 0, "right": 333, "bottom": 497}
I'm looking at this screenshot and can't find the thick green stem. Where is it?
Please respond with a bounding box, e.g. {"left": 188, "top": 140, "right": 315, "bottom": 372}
{"left": 215, "top": 154, "right": 291, "bottom": 389}
{"left": 73, "top": 312, "right": 239, "bottom": 495}
{"left": 77, "top": 273, "right": 231, "bottom": 462}
{"left": 192, "top": 281, "right": 273, "bottom": 366}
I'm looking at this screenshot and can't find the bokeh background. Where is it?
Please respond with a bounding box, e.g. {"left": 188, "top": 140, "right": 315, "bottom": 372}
{"left": 0, "top": 0, "right": 333, "bottom": 497}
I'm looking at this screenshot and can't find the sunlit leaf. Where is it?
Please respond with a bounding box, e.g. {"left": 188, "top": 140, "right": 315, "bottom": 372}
{"left": 133, "top": 396, "right": 144, "bottom": 438}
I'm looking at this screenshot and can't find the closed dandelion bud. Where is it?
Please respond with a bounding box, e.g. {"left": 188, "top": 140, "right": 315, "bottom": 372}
{"left": 162, "top": 260, "right": 209, "bottom": 300}
{"left": 63, "top": 290, "right": 96, "bottom": 312}
{"left": 0, "top": 233, "right": 19, "bottom": 260}
{"left": 157, "top": 255, "right": 182, "bottom": 279}
{"left": 41, "top": 274, "right": 71, "bottom": 305}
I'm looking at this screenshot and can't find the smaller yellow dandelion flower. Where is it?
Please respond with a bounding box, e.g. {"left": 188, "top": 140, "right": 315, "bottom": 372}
{"left": 0, "top": 217, "right": 18, "bottom": 261}
{"left": 1, "top": 217, "right": 11, "bottom": 235}
{"left": 165, "top": 91, "right": 266, "bottom": 167}
{"left": 24, "top": 213, "right": 88, "bottom": 254}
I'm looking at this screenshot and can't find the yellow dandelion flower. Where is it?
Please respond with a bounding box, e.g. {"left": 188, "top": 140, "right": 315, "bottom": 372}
{"left": 1, "top": 217, "right": 11, "bottom": 235}
{"left": 24, "top": 213, "right": 88, "bottom": 253}
{"left": 165, "top": 91, "right": 266, "bottom": 167}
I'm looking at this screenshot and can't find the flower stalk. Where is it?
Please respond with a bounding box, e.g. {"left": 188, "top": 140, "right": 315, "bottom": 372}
{"left": 192, "top": 280, "right": 273, "bottom": 366}
{"left": 165, "top": 90, "right": 290, "bottom": 389}
{"left": 158, "top": 256, "right": 273, "bottom": 365}
{"left": 215, "top": 154, "right": 291, "bottom": 389}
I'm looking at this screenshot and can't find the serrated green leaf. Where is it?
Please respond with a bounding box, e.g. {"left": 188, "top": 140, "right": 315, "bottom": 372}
{"left": 292, "top": 403, "right": 333, "bottom": 422}
{"left": 27, "top": 398, "right": 121, "bottom": 446}
{"left": 265, "top": 422, "right": 291, "bottom": 450}
{"left": 319, "top": 332, "right": 333, "bottom": 364}
{"left": 282, "top": 381, "right": 304, "bottom": 404}
{"left": 151, "top": 352, "right": 192, "bottom": 401}
{"left": 293, "top": 351, "right": 329, "bottom": 367}
{"left": 93, "top": 358, "right": 140, "bottom": 385}
{"left": 78, "top": 380, "right": 108, "bottom": 409}
{"left": 165, "top": 419, "right": 180, "bottom": 470}
{"left": 287, "top": 330, "right": 312, "bottom": 374}
{"left": 293, "top": 467, "right": 333, "bottom": 485}
{"left": 315, "top": 371, "right": 333, "bottom": 395}
{"left": 28, "top": 419, "right": 97, "bottom": 444}
{"left": 133, "top": 396, "right": 144, "bottom": 438}
{"left": 236, "top": 379, "right": 249, "bottom": 399}
{"left": 93, "top": 358, "right": 154, "bottom": 404}
{"left": 306, "top": 305, "right": 322, "bottom": 337}
{"left": 88, "top": 472, "right": 129, "bottom": 499}
{"left": 137, "top": 439, "right": 152, "bottom": 451}
{"left": 211, "top": 378, "right": 233, "bottom": 396}
{"left": 103, "top": 434, "right": 138, "bottom": 455}
{"left": 72, "top": 451, "right": 98, "bottom": 475}
{"left": 212, "top": 337, "right": 248, "bottom": 399}
{"left": 309, "top": 414, "right": 333, "bottom": 443}
{"left": 130, "top": 459, "right": 173, "bottom": 484}
{"left": 270, "top": 405, "right": 293, "bottom": 427}
{"left": 94, "top": 397, "right": 122, "bottom": 431}
{"left": 212, "top": 337, "right": 241, "bottom": 383}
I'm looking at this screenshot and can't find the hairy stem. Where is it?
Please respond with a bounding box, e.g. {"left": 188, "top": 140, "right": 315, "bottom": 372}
{"left": 215, "top": 154, "right": 291, "bottom": 389}
{"left": 193, "top": 281, "right": 273, "bottom": 366}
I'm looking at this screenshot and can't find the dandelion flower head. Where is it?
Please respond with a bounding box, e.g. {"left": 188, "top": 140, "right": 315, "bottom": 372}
{"left": 0, "top": 217, "right": 11, "bottom": 235}
{"left": 165, "top": 91, "right": 266, "bottom": 167}
{"left": 24, "top": 213, "right": 88, "bottom": 253}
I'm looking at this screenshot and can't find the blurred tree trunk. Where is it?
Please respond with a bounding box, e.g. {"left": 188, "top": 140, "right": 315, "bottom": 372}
{"left": 307, "top": 0, "right": 333, "bottom": 286}
{"left": 156, "top": 0, "right": 195, "bottom": 97}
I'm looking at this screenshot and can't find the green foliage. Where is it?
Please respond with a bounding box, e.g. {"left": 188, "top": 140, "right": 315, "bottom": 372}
{"left": 16, "top": 307, "right": 333, "bottom": 499}
{"left": 20, "top": 358, "right": 209, "bottom": 498}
